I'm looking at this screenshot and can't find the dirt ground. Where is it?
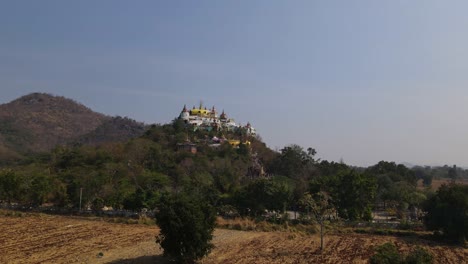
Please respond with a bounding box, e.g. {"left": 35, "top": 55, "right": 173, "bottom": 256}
{"left": 0, "top": 213, "right": 161, "bottom": 264}
{"left": 0, "top": 213, "right": 466, "bottom": 264}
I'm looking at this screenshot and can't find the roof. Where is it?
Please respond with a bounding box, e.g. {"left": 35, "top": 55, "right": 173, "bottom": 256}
{"left": 190, "top": 108, "right": 211, "bottom": 115}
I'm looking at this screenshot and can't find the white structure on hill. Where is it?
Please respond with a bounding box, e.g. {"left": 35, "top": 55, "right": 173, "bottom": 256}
{"left": 179, "top": 103, "right": 256, "bottom": 135}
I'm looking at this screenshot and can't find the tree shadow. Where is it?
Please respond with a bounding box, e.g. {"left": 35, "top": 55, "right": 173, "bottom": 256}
{"left": 107, "top": 255, "right": 170, "bottom": 264}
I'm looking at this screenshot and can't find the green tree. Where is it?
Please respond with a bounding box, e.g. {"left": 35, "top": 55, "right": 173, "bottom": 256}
{"left": 29, "top": 174, "right": 52, "bottom": 206}
{"left": 0, "top": 170, "right": 23, "bottom": 204}
{"left": 273, "top": 144, "right": 316, "bottom": 178}
{"left": 424, "top": 184, "right": 468, "bottom": 243}
{"left": 234, "top": 179, "right": 291, "bottom": 217}
{"left": 413, "top": 167, "right": 432, "bottom": 187}
{"left": 385, "top": 181, "right": 427, "bottom": 216}
{"left": 312, "top": 169, "right": 376, "bottom": 221}
{"left": 123, "top": 188, "right": 147, "bottom": 211}
{"left": 367, "top": 161, "right": 417, "bottom": 186}
{"left": 155, "top": 191, "right": 216, "bottom": 263}
{"left": 271, "top": 144, "right": 319, "bottom": 205}
{"left": 313, "top": 162, "right": 378, "bottom": 220}
{"left": 447, "top": 165, "right": 458, "bottom": 180}
{"left": 91, "top": 197, "right": 105, "bottom": 212}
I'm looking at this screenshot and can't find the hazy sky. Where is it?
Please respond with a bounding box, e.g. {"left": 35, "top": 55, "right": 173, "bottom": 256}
{"left": 1, "top": 1, "right": 468, "bottom": 166}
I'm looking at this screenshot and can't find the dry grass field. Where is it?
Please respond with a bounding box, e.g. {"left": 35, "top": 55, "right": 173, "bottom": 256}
{"left": 0, "top": 211, "right": 161, "bottom": 264}
{"left": 431, "top": 178, "right": 468, "bottom": 190}
{"left": 0, "top": 212, "right": 466, "bottom": 264}
{"left": 418, "top": 178, "right": 468, "bottom": 191}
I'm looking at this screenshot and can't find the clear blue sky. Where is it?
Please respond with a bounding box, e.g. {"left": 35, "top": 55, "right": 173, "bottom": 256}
{"left": 1, "top": 1, "right": 468, "bottom": 166}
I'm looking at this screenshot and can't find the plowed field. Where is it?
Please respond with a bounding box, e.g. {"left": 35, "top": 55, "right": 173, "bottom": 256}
{"left": 0, "top": 213, "right": 466, "bottom": 264}
{"left": 0, "top": 213, "right": 160, "bottom": 264}
{"left": 203, "top": 231, "right": 467, "bottom": 264}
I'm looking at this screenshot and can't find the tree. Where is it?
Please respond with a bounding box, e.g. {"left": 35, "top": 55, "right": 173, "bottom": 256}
{"left": 312, "top": 169, "right": 376, "bottom": 221}
{"left": 155, "top": 191, "right": 216, "bottom": 263}
{"left": 29, "top": 174, "right": 52, "bottom": 206}
{"left": 424, "top": 184, "right": 468, "bottom": 243}
{"left": 0, "top": 169, "right": 23, "bottom": 204}
{"left": 123, "top": 188, "right": 148, "bottom": 211}
{"left": 366, "top": 161, "right": 417, "bottom": 186}
{"left": 299, "top": 191, "right": 334, "bottom": 250}
{"left": 233, "top": 178, "right": 291, "bottom": 217}
{"left": 384, "top": 181, "right": 427, "bottom": 216}
{"left": 447, "top": 165, "right": 458, "bottom": 181}
{"left": 413, "top": 167, "right": 432, "bottom": 187}
{"left": 273, "top": 144, "right": 316, "bottom": 178}
{"left": 271, "top": 144, "right": 318, "bottom": 205}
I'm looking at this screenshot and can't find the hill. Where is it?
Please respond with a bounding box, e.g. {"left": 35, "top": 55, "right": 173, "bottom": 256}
{"left": 75, "top": 116, "right": 147, "bottom": 146}
{"left": 0, "top": 93, "right": 146, "bottom": 162}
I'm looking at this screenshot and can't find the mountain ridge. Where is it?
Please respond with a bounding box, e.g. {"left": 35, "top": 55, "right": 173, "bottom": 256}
{"left": 0, "top": 92, "right": 147, "bottom": 162}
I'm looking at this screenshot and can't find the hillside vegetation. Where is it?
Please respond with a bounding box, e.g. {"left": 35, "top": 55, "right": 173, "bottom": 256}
{"left": 0, "top": 93, "right": 106, "bottom": 151}
{"left": 0, "top": 93, "right": 467, "bottom": 263}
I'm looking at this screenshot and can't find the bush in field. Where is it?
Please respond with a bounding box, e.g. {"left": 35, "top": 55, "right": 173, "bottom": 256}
{"left": 155, "top": 191, "right": 216, "bottom": 263}
{"left": 370, "top": 242, "right": 402, "bottom": 264}
{"left": 370, "top": 243, "right": 433, "bottom": 264}
{"left": 405, "top": 246, "right": 433, "bottom": 264}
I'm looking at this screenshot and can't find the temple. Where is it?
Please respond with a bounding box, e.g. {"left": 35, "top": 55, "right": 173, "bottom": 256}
{"left": 178, "top": 103, "right": 256, "bottom": 135}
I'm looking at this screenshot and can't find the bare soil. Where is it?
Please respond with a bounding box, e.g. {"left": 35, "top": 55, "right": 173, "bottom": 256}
{"left": 0, "top": 213, "right": 466, "bottom": 264}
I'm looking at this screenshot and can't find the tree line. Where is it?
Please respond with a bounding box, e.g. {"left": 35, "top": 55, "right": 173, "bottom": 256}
{"left": 0, "top": 119, "right": 467, "bottom": 249}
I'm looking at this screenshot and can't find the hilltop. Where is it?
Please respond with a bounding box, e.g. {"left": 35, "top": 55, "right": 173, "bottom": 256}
{"left": 0, "top": 93, "right": 147, "bottom": 162}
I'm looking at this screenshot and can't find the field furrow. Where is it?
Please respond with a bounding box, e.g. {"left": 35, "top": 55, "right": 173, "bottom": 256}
{"left": 1, "top": 214, "right": 466, "bottom": 264}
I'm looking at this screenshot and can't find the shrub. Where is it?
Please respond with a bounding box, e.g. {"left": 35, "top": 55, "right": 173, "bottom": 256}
{"left": 126, "top": 219, "right": 139, "bottom": 224}
{"left": 398, "top": 220, "right": 412, "bottom": 230}
{"left": 370, "top": 242, "right": 402, "bottom": 264}
{"left": 370, "top": 243, "right": 433, "bottom": 264}
{"left": 155, "top": 191, "right": 216, "bottom": 263}
{"left": 405, "top": 247, "right": 433, "bottom": 264}
{"left": 138, "top": 215, "right": 155, "bottom": 225}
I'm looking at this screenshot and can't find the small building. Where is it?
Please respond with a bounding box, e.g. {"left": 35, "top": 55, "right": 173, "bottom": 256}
{"left": 177, "top": 142, "right": 197, "bottom": 154}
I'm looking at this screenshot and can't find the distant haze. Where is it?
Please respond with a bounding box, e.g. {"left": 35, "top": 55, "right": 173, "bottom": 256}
{"left": 1, "top": 1, "right": 468, "bottom": 167}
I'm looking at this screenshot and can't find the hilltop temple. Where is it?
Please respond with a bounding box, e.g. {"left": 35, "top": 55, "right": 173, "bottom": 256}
{"left": 178, "top": 103, "right": 256, "bottom": 135}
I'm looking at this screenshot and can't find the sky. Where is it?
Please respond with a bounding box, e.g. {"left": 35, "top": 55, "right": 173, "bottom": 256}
{"left": 1, "top": 1, "right": 468, "bottom": 167}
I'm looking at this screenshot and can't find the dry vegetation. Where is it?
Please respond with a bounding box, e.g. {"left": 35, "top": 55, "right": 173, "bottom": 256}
{"left": 0, "top": 211, "right": 160, "bottom": 264}
{"left": 203, "top": 231, "right": 467, "bottom": 264}
{"left": 0, "top": 212, "right": 466, "bottom": 264}
{"left": 0, "top": 93, "right": 148, "bottom": 158}
{"left": 417, "top": 178, "right": 468, "bottom": 191}
{"left": 431, "top": 178, "right": 468, "bottom": 190}
{"left": 0, "top": 93, "right": 107, "bottom": 152}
